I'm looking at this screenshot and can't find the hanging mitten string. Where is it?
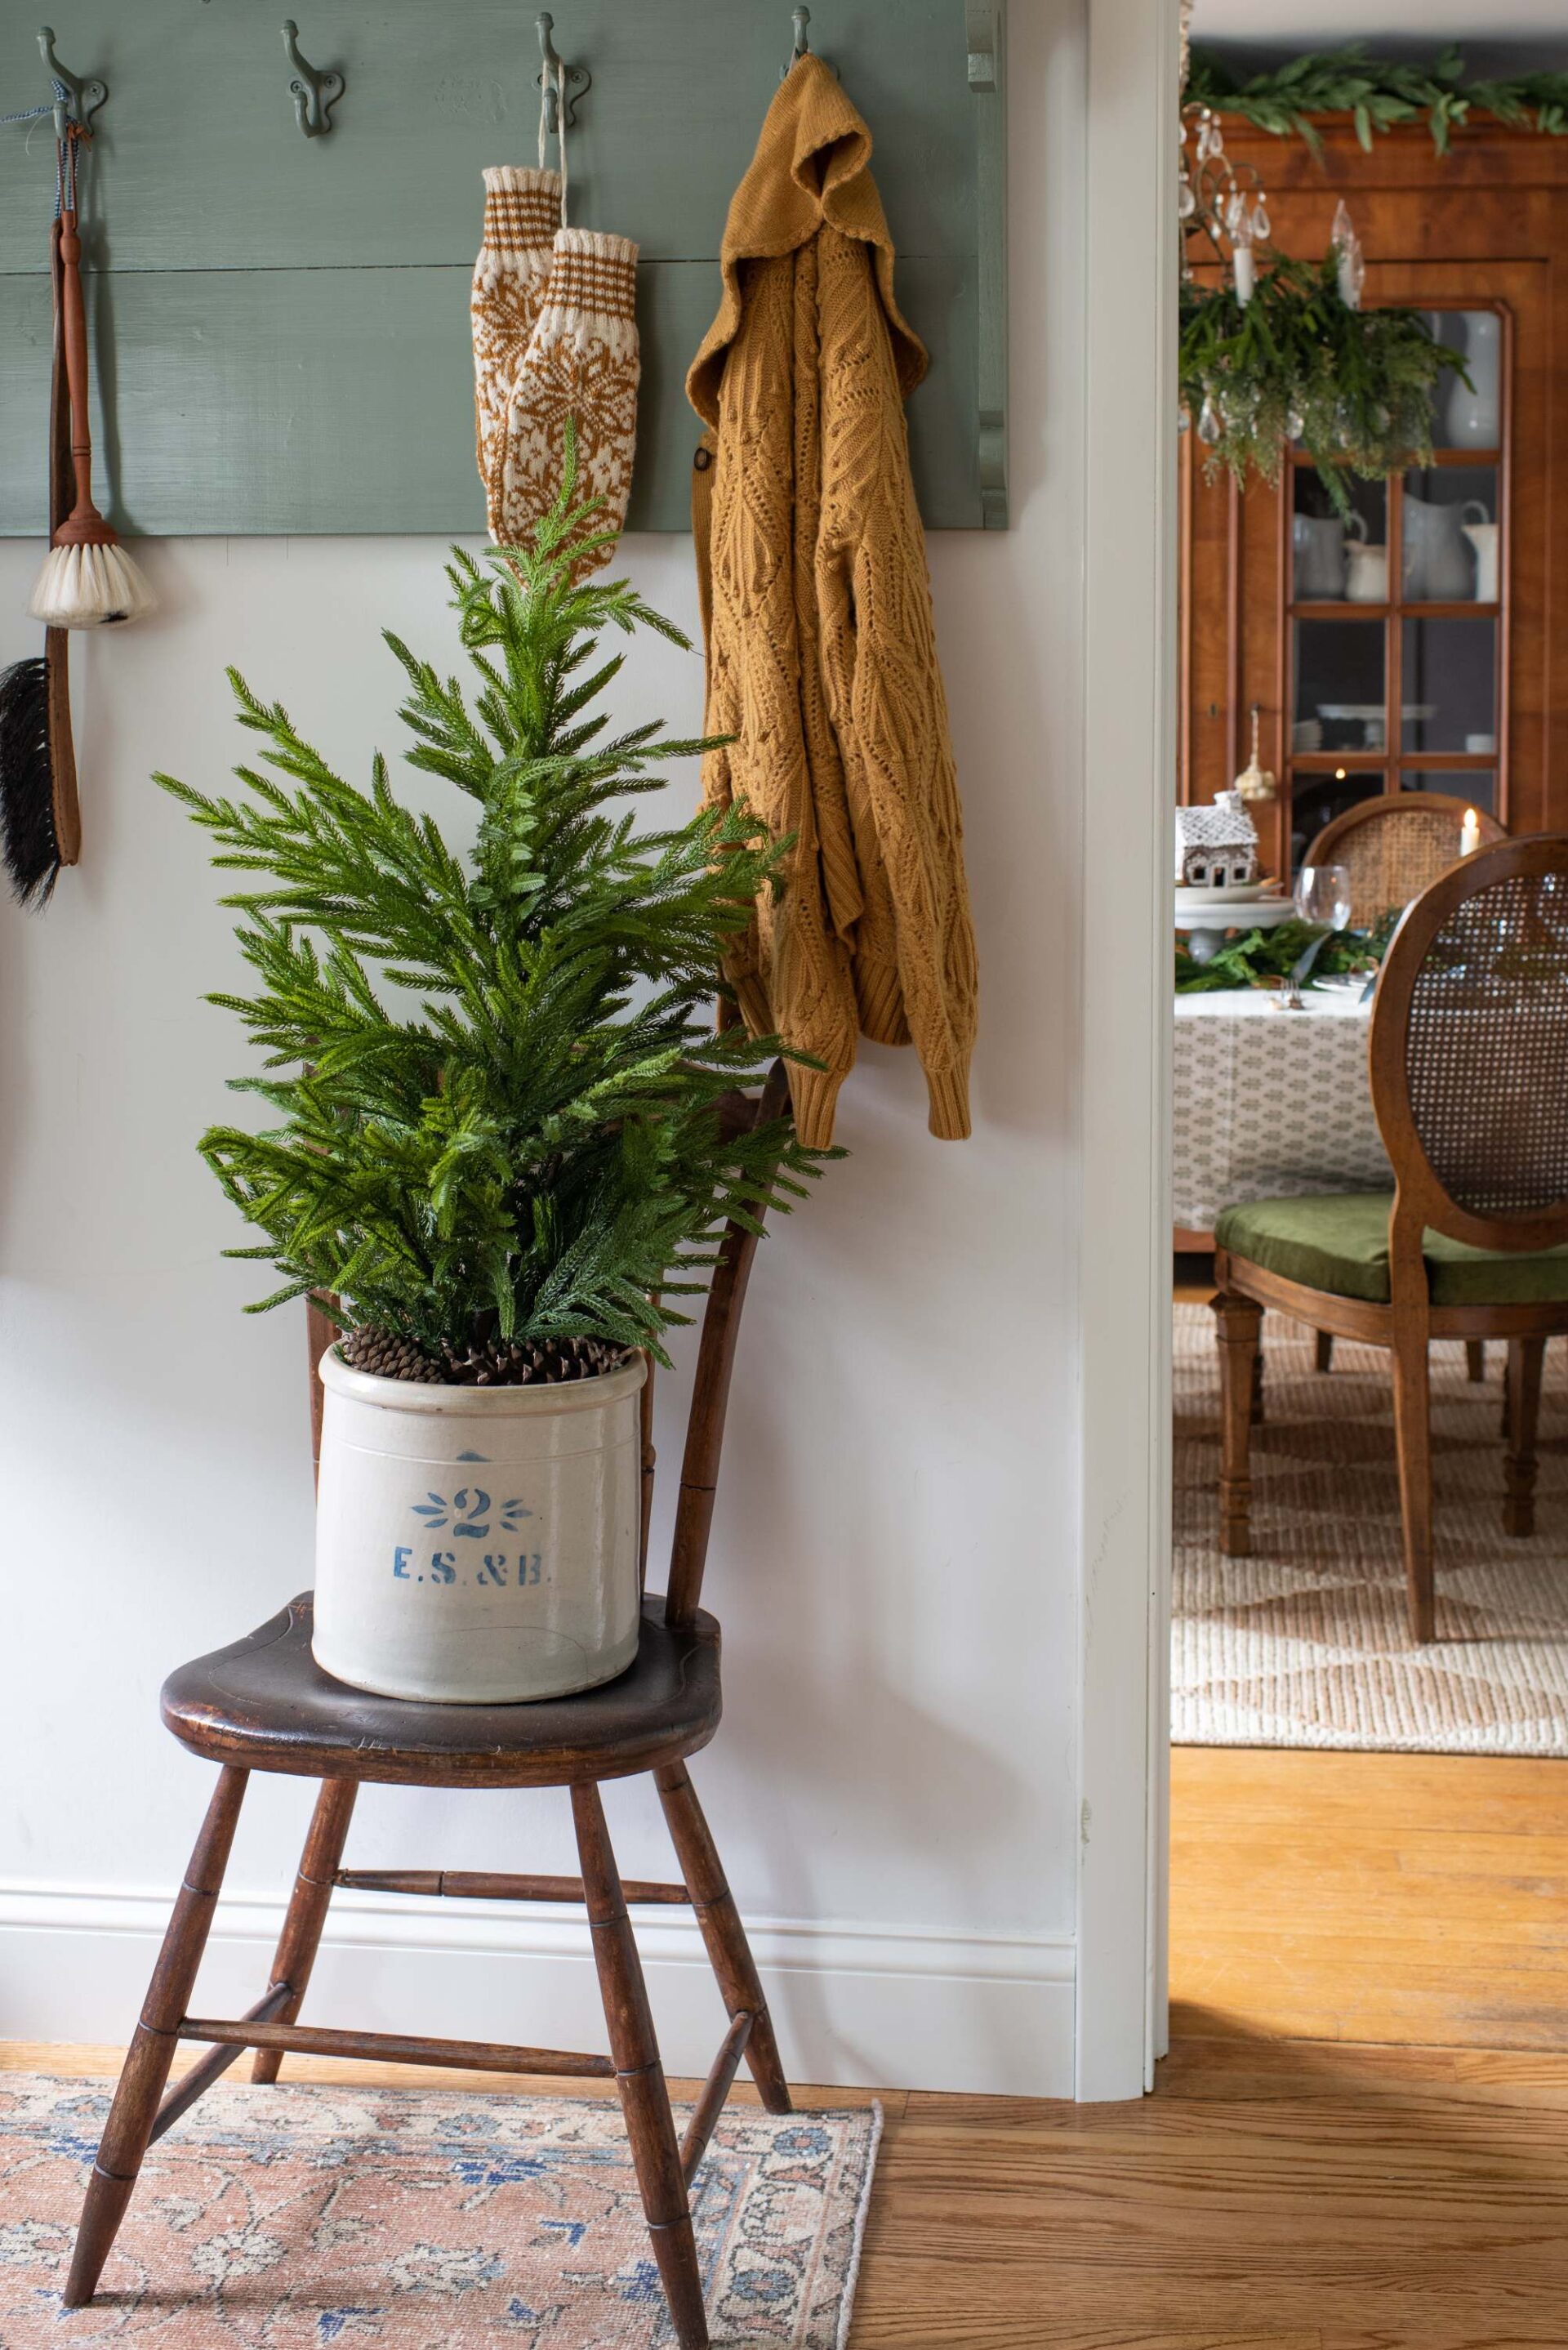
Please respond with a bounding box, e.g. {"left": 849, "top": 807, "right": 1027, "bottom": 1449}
{"left": 29, "top": 123, "right": 155, "bottom": 627}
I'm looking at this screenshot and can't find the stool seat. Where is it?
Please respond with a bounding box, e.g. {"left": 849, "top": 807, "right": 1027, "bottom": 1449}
{"left": 161, "top": 1591, "right": 722, "bottom": 1790}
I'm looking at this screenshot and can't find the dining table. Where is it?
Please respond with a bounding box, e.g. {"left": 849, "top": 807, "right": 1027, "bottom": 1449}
{"left": 1172, "top": 980, "right": 1393, "bottom": 1243}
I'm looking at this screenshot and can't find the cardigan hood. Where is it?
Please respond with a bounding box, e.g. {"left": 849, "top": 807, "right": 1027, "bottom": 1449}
{"left": 687, "top": 54, "right": 928, "bottom": 426}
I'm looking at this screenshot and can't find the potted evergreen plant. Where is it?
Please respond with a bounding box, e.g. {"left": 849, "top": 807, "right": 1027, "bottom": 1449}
{"left": 162, "top": 447, "right": 827, "bottom": 1704}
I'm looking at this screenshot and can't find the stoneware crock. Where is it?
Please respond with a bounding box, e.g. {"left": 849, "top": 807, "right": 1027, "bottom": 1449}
{"left": 313, "top": 1345, "right": 648, "bottom": 1703}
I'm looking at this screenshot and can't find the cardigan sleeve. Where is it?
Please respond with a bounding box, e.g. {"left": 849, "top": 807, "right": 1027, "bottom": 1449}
{"left": 812, "top": 231, "right": 978, "bottom": 1141}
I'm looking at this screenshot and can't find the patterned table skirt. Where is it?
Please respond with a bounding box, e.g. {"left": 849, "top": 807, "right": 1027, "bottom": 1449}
{"left": 1173, "top": 995, "right": 1392, "bottom": 1236}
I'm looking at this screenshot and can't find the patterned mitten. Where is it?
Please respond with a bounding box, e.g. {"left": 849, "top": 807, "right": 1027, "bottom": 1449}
{"left": 470, "top": 166, "right": 561, "bottom": 537}
{"left": 497, "top": 228, "right": 640, "bottom": 569}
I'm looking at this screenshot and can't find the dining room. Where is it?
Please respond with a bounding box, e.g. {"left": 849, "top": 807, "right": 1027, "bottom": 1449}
{"left": 1173, "top": 0, "right": 1568, "bottom": 2067}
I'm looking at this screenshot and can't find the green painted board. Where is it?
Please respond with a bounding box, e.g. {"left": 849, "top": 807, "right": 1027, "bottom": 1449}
{"left": 0, "top": 0, "right": 1004, "bottom": 533}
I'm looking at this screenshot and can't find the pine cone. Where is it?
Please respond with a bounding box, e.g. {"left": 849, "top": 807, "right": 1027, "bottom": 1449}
{"left": 342, "top": 1327, "right": 630, "bottom": 1388}
{"left": 340, "top": 1327, "right": 443, "bottom": 1385}
{"left": 438, "top": 1333, "right": 630, "bottom": 1388}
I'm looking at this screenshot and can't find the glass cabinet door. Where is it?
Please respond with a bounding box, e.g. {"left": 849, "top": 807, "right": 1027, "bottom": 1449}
{"left": 1281, "top": 305, "right": 1507, "bottom": 871}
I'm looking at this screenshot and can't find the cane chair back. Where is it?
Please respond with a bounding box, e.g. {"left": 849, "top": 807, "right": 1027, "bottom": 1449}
{"left": 1306, "top": 793, "right": 1506, "bottom": 930}
{"left": 1369, "top": 835, "right": 1568, "bottom": 1255}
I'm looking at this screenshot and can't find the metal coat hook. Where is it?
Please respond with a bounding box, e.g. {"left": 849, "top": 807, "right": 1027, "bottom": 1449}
{"left": 537, "top": 14, "right": 590, "bottom": 134}
{"left": 282, "top": 20, "right": 344, "bottom": 138}
{"left": 38, "top": 26, "right": 106, "bottom": 143}
{"left": 781, "top": 9, "right": 834, "bottom": 82}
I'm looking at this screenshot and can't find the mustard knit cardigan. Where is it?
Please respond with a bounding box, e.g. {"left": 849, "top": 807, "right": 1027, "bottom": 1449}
{"left": 688, "top": 57, "right": 978, "bottom": 1148}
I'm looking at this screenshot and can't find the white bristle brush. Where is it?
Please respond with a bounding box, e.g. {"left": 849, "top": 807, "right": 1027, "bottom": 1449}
{"left": 28, "top": 203, "right": 154, "bottom": 630}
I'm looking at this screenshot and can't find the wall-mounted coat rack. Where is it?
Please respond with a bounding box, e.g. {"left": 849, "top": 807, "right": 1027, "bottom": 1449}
{"left": 0, "top": 1, "right": 1009, "bottom": 536}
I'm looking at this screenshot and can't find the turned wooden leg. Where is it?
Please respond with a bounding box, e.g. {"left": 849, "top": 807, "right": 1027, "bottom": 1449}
{"left": 656, "top": 1760, "right": 791, "bottom": 2116}
{"left": 1315, "top": 1329, "right": 1334, "bottom": 1374}
{"left": 1213, "top": 1293, "right": 1263, "bottom": 1557}
{"left": 1391, "top": 1335, "right": 1437, "bottom": 1643}
{"left": 573, "top": 1782, "right": 707, "bottom": 2350}
{"left": 1467, "top": 1340, "right": 1487, "bottom": 1385}
{"left": 1503, "top": 1336, "right": 1547, "bottom": 1539}
{"left": 65, "top": 1766, "right": 248, "bottom": 2308}
{"left": 252, "top": 1777, "right": 358, "bottom": 2084}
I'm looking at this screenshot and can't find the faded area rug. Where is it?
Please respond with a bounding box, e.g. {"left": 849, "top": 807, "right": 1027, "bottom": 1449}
{"left": 1174, "top": 1303, "right": 1568, "bottom": 1755}
{"left": 0, "top": 2076, "right": 880, "bottom": 2348}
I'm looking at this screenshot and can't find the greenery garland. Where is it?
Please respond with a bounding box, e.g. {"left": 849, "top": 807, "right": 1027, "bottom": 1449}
{"left": 1180, "top": 254, "right": 1468, "bottom": 518}
{"left": 1174, "top": 916, "right": 1392, "bottom": 997}
{"left": 1187, "top": 42, "right": 1568, "bottom": 154}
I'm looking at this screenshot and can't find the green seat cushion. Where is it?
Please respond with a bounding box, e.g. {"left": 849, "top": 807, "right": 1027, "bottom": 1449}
{"left": 1214, "top": 1192, "right": 1568, "bottom": 1307}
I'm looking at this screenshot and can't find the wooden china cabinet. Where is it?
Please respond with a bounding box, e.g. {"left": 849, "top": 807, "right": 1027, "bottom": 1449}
{"left": 1181, "top": 118, "right": 1568, "bottom": 872}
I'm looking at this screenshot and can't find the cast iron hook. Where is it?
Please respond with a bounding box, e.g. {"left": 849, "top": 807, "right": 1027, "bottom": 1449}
{"left": 282, "top": 20, "right": 344, "bottom": 138}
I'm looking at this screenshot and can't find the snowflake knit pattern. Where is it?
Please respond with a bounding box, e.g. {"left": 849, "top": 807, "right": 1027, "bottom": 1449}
{"left": 472, "top": 169, "right": 640, "bottom": 571}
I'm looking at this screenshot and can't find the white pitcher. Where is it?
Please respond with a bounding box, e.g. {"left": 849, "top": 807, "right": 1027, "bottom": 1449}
{"left": 1445, "top": 312, "right": 1502, "bottom": 448}
{"left": 1461, "top": 509, "right": 1499, "bottom": 602}
{"left": 1403, "top": 492, "right": 1476, "bottom": 601}
{"left": 1292, "top": 513, "right": 1346, "bottom": 600}
{"left": 1343, "top": 513, "right": 1387, "bottom": 603}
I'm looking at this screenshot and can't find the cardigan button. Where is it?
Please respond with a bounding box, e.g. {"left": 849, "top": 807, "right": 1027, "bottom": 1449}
{"left": 693, "top": 446, "right": 712, "bottom": 471}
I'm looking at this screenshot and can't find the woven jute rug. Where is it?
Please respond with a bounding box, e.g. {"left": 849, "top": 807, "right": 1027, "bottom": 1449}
{"left": 1174, "top": 1302, "right": 1568, "bottom": 1755}
{"left": 0, "top": 2076, "right": 880, "bottom": 2348}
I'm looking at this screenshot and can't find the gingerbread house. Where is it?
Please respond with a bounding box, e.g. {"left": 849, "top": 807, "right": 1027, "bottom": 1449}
{"left": 1175, "top": 790, "right": 1259, "bottom": 890}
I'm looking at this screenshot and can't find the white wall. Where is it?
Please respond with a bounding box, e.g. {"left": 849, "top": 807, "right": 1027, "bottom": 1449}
{"left": 0, "top": 1, "right": 1090, "bottom": 2096}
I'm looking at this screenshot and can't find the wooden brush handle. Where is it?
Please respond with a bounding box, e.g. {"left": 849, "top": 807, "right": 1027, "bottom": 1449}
{"left": 46, "top": 213, "right": 82, "bottom": 864}
{"left": 54, "top": 206, "right": 111, "bottom": 546}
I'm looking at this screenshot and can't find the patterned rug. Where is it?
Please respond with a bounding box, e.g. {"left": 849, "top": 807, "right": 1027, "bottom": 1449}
{"left": 0, "top": 2076, "right": 879, "bottom": 2348}
{"left": 1174, "top": 1303, "right": 1568, "bottom": 1754}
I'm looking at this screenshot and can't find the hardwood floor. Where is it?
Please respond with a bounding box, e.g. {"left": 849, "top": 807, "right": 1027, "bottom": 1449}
{"left": 10, "top": 2031, "right": 1568, "bottom": 2348}
{"left": 1172, "top": 1746, "right": 1568, "bottom": 2052}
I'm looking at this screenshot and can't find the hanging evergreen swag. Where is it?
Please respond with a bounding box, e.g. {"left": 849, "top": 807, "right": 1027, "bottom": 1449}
{"left": 1187, "top": 42, "right": 1568, "bottom": 154}
{"left": 158, "top": 432, "right": 835, "bottom": 1380}
{"left": 1181, "top": 256, "right": 1468, "bottom": 519}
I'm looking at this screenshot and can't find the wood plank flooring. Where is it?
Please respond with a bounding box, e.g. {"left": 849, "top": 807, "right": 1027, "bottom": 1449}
{"left": 1172, "top": 1746, "right": 1568, "bottom": 2051}
{"left": 11, "top": 2031, "right": 1568, "bottom": 2348}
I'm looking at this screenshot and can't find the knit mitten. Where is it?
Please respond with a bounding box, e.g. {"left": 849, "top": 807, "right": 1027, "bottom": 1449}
{"left": 471, "top": 166, "right": 562, "bottom": 538}
{"left": 497, "top": 228, "right": 640, "bottom": 569}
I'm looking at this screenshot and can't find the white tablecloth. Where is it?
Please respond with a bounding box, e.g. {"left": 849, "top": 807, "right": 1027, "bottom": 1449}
{"left": 1172, "top": 985, "right": 1392, "bottom": 1235}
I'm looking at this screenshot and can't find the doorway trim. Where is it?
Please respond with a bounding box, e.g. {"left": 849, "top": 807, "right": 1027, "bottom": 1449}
{"left": 1075, "top": 0, "right": 1178, "bottom": 2102}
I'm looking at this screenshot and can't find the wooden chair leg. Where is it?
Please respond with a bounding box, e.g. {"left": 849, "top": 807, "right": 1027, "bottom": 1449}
{"left": 1391, "top": 1336, "right": 1437, "bottom": 1643}
{"left": 1315, "top": 1329, "right": 1334, "bottom": 1374}
{"left": 65, "top": 1766, "right": 248, "bottom": 2308}
{"left": 252, "top": 1777, "right": 359, "bottom": 2084}
{"left": 656, "top": 1760, "right": 791, "bottom": 2115}
{"left": 572, "top": 1781, "right": 708, "bottom": 2350}
{"left": 1503, "top": 1336, "right": 1547, "bottom": 1539}
{"left": 1466, "top": 1340, "right": 1487, "bottom": 1384}
{"left": 1213, "top": 1293, "right": 1263, "bottom": 1557}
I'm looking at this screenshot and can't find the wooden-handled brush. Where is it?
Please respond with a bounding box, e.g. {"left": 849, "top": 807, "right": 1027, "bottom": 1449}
{"left": 0, "top": 215, "right": 82, "bottom": 903}
{"left": 28, "top": 201, "right": 154, "bottom": 629}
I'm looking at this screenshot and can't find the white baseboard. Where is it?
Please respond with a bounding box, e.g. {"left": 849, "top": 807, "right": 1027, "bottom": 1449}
{"left": 0, "top": 1881, "right": 1075, "bottom": 2098}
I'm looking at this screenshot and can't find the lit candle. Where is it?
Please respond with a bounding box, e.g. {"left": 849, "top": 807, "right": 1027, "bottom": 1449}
{"left": 1459, "top": 805, "right": 1481, "bottom": 858}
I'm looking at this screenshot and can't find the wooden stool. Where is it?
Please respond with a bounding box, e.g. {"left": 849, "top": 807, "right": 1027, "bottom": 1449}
{"left": 65, "top": 1075, "right": 794, "bottom": 2350}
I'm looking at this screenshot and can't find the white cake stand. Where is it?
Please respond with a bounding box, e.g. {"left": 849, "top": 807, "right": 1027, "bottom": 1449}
{"left": 1176, "top": 891, "right": 1297, "bottom": 965}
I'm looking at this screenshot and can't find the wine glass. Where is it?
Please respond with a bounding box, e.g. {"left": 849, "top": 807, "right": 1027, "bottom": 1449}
{"left": 1280, "top": 863, "right": 1352, "bottom": 1006}
{"left": 1293, "top": 863, "right": 1352, "bottom": 932}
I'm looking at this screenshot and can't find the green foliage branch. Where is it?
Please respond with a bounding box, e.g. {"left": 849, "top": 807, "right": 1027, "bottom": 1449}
{"left": 1187, "top": 42, "right": 1568, "bottom": 154}
{"left": 159, "top": 435, "right": 835, "bottom": 1367}
{"left": 1175, "top": 912, "right": 1396, "bottom": 996}
{"left": 1180, "top": 254, "right": 1468, "bottom": 519}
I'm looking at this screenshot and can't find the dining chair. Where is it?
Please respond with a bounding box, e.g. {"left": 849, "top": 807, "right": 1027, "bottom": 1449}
{"left": 1304, "top": 792, "right": 1507, "bottom": 931}
{"left": 1212, "top": 836, "right": 1568, "bottom": 1642}
{"left": 63, "top": 1067, "right": 795, "bottom": 2350}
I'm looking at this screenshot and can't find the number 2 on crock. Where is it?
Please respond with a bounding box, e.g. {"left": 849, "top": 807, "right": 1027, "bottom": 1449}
{"left": 392, "top": 1547, "right": 542, "bottom": 1585}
